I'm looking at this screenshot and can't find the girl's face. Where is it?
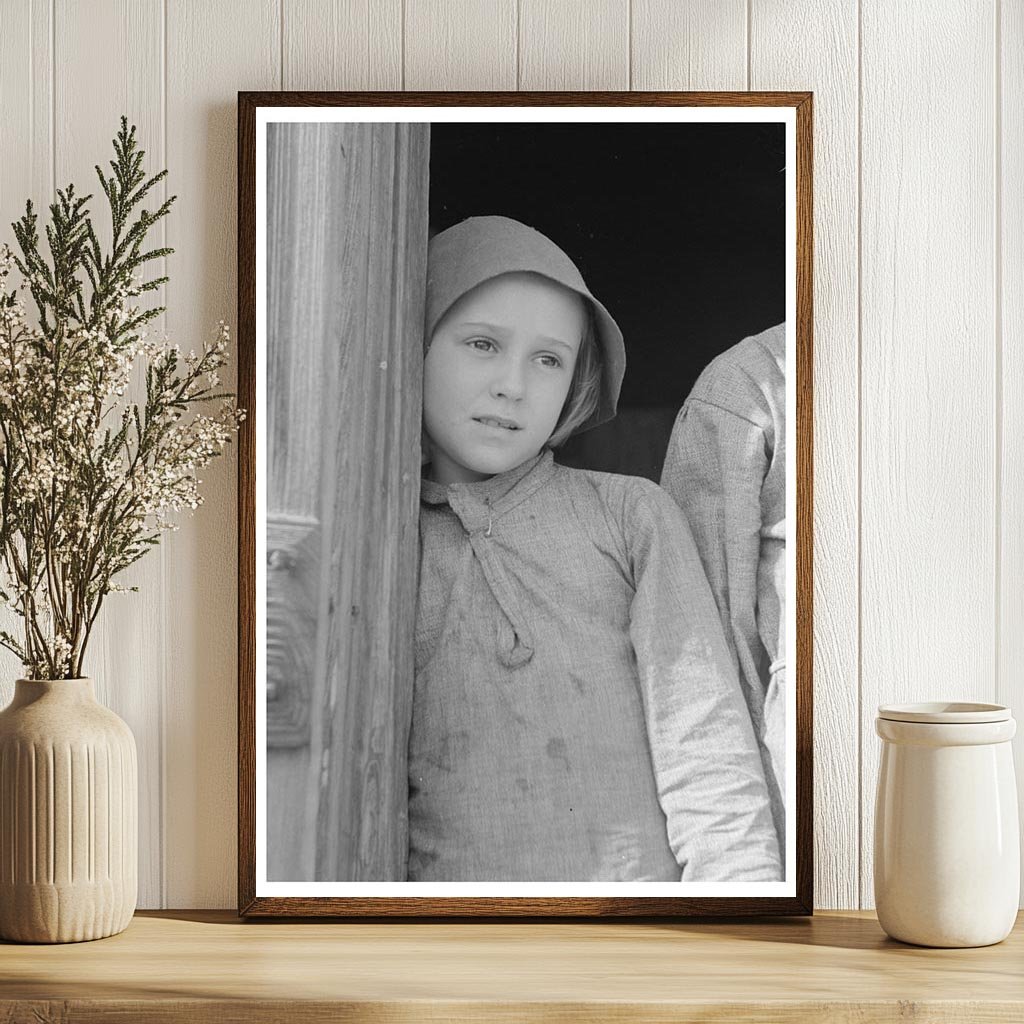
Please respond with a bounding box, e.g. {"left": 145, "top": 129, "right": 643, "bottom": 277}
{"left": 423, "top": 272, "right": 585, "bottom": 485}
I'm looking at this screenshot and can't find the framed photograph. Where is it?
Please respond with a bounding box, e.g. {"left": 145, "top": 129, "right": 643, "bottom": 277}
{"left": 238, "top": 91, "right": 812, "bottom": 917}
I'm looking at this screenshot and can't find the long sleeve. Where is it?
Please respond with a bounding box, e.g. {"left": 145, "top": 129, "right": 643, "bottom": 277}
{"left": 626, "top": 483, "right": 781, "bottom": 882}
{"left": 661, "top": 399, "right": 769, "bottom": 723}
{"left": 659, "top": 327, "right": 788, "bottom": 853}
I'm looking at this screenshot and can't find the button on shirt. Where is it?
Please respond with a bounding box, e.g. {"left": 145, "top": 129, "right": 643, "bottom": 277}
{"left": 410, "top": 450, "right": 780, "bottom": 882}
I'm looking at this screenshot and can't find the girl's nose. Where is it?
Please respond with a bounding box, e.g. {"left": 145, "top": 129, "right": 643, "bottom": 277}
{"left": 490, "top": 358, "right": 526, "bottom": 401}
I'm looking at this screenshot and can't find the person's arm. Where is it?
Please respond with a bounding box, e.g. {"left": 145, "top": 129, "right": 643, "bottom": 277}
{"left": 661, "top": 395, "right": 787, "bottom": 852}
{"left": 626, "top": 483, "right": 780, "bottom": 882}
{"left": 660, "top": 398, "right": 768, "bottom": 724}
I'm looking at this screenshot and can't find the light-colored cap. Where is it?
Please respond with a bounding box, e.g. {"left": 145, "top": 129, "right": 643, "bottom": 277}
{"left": 425, "top": 215, "right": 626, "bottom": 435}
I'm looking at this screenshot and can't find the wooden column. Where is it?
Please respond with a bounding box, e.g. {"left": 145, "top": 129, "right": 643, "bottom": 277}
{"left": 266, "top": 121, "right": 428, "bottom": 881}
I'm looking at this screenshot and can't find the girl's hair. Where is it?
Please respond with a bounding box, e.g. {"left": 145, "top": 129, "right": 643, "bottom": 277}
{"left": 547, "top": 304, "right": 602, "bottom": 449}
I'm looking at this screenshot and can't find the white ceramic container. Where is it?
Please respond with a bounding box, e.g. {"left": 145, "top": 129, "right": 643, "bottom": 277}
{"left": 874, "top": 701, "right": 1019, "bottom": 948}
{"left": 0, "top": 678, "right": 137, "bottom": 943}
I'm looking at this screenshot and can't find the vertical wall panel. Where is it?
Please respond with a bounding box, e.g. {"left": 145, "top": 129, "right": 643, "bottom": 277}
{"left": 860, "top": 1, "right": 997, "bottom": 908}
{"left": 631, "top": 0, "right": 746, "bottom": 90}
{"left": 0, "top": 1, "right": 53, "bottom": 697}
{"left": 283, "top": 0, "right": 402, "bottom": 90}
{"left": 519, "top": 0, "right": 628, "bottom": 89}
{"left": 405, "top": 0, "right": 516, "bottom": 90}
{"left": 1000, "top": 0, "right": 1024, "bottom": 904}
{"left": 164, "top": 0, "right": 279, "bottom": 908}
{"left": 0, "top": 0, "right": 51, "bottom": 242}
{"left": 49, "top": 0, "right": 166, "bottom": 910}
{"left": 751, "top": 1, "right": 860, "bottom": 910}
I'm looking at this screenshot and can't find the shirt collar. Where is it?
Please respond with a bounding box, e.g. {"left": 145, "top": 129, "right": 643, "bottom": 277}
{"left": 421, "top": 449, "right": 555, "bottom": 511}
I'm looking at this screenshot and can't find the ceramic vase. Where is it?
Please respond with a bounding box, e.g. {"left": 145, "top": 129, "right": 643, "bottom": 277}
{"left": 874, "top": 701, "right": 1019, "bottom": 948}
{"left": 0, "top": 678, "right": 137, "bottom": 943}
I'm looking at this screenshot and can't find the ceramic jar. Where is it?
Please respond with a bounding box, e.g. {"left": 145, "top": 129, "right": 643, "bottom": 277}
{"left": 874, "top": 702, "right": 1019, "bottom": 947}
{"left": 0, "top": 678, "right": 137, "bottom": 943}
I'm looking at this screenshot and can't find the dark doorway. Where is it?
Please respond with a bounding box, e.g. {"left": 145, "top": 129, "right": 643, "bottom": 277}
{"left": 428, "top": 122, "right": 786, "bottom": 480}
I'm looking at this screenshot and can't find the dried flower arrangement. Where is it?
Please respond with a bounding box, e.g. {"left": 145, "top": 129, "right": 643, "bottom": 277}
{"left": 0, "top": 118, "right": 243, "bottom": 679}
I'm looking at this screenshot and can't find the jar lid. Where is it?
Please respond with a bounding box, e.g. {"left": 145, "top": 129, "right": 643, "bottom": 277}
{"left": 877, "top": 701, "right": 1011, "bottom": 724}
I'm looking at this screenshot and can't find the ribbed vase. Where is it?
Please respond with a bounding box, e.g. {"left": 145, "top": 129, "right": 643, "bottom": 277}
{"left": 0, "top": 678, "right": 137, "bottom": 943}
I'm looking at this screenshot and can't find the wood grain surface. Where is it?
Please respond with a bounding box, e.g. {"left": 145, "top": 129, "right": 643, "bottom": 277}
{"left": 519, "top": 0, "right": 629, "bottom": 90}
{"left": 1, "top": 910, "right": 1023, "bottom": 1022}
{"left": 240, "top": 113, "right": 430, "bottom": 893}
{"left": 283, "top": 0, "right": 402, "bottom": 91}
{"left": 307, "top": 121, "right": 427, "bottom": 884}
{"left": 405, "top": 0, "right": 517, "bottom": 90}
{"left": 264, "top": 123, "right": 334, "bottom": 877}
{"left": 631, "top": 0, "right": 747, "bottom": 91}
{"left": 163, "top": 0, "right": 280, "bottom": 910}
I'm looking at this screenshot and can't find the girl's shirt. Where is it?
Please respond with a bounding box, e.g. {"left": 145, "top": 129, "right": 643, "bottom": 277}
{"left": 410, "top": 449, "right": 781, "bottom": 883}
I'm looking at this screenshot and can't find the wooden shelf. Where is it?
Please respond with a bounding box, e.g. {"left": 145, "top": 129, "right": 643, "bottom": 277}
{"left": 2, "top": 910, "right": 1022, "bottom": 1021}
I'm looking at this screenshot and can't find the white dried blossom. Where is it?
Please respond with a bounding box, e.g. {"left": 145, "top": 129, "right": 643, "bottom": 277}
{"left": 0, "top": 256, "right": 243, "bottom": 676}
{"left": 0, "top": 120, "right": 246, "bottom": 679}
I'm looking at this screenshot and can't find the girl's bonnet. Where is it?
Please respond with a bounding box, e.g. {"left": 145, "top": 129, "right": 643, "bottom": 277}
{"left": 424, "top": 216, "right": 626, "bottom": 436}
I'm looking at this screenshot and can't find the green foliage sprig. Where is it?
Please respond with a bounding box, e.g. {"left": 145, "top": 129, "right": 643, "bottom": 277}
{"left": 0, "top": 117, "right": 243, "bottom": 679}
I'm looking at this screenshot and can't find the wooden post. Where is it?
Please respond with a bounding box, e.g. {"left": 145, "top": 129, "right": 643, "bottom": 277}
{"left": 266, "top": 121, "right": 428, "bottom": 881}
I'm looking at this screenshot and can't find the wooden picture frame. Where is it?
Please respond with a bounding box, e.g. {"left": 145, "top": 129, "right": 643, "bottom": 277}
{"left": 238, "top": 91, "right": 813, "bottom": 917}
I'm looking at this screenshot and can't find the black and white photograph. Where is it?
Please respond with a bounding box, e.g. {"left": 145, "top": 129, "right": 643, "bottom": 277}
{"left": 238, "top": 94, "right": 812, "bottom": 917}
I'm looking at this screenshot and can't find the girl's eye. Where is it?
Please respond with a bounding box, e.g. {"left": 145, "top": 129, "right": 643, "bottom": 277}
{"left": 537, "top": 354, "right": 562, "bottom": 369}
{"left": 467, "top": 337, "right": 495, "bottom": 353}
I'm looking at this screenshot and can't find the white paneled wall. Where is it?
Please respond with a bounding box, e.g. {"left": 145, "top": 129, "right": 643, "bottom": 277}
{"left": 859, "top": 1, "right": 999, "bottom": 910}
{"left": 1004, "top": 0, "right": 1024, "bottom": 911}
{"left": 751, "top": 0, "right": 860, "bottom": 912}
{"left": 0, "top": 0, "right": 1017, "bottom": 910}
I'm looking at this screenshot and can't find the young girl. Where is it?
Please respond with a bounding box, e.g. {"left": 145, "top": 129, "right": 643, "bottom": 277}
{"left": 410, "top": 216, "right": 780, "bottom": 882}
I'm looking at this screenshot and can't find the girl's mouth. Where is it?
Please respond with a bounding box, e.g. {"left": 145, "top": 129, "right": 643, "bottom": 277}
{"left": 474, "top": 416, "right": 521, "bottom": 431}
